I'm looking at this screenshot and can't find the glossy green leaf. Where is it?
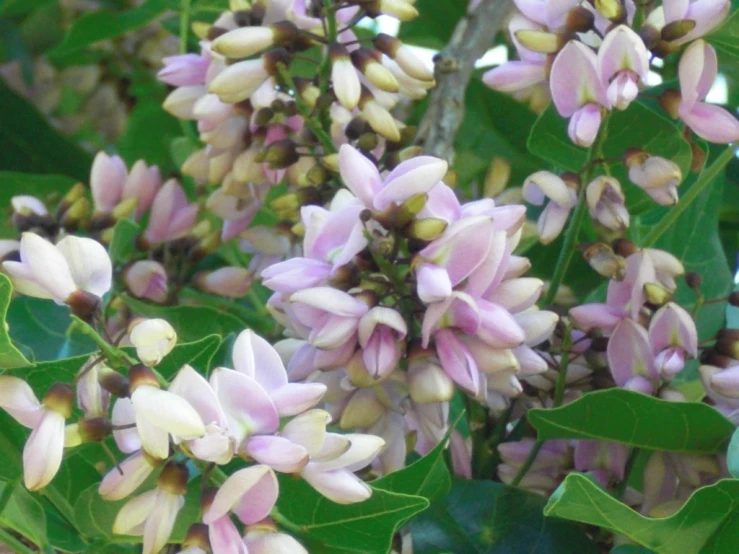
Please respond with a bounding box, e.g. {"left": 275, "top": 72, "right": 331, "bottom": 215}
{"left": 108, "top": 219, "right": 141, "bottom": 265}
{"left": 123, "top": 295, "right": 249, "bottom": 342}
{"left": 372, "top": 432, "right": 451, "bottom": 506}
{"left": 6, "top": 297, "right": 96, "bottom": 362}
{"left": 0, "top": 80, "right": 92, "bottom": 180}
{"left": 0, "top": 478, "right": 50, "bottom": 549}
{"left": 0, "top": 274, "right": 33, "bottom": 369}
{"left": 397, "top": 0, "right": 466, "bottom": 49}
{"left": 154, "top": 334, "right": 222, "bottom": 378}
{"left": 546, "top": 473, "right": 739, "bottom": 554}
{"left": 277, "top": 476, "right": 429, "bottom": 554}
{"left": 49, "top": 0, "right": 175, "bottom": 56}
{"left": 611, "top": 546, "right": 656, "bottom": 554}
{"left": 412, "top": 479, "right": 598, "bottom": 553}
{"left": 529, "top": 389, "right": 733, "bottom": 454}
{"left": 727, "top": 428, "right": 739, "bottom": 478}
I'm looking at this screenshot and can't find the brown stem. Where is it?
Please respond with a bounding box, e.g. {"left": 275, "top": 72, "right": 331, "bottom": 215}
{"left": 415, "top": 0, "right": 513, "bottom": 163}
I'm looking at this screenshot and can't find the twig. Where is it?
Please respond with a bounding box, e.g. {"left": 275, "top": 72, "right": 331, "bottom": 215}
{"left": 415, "top": 0, "right": 513, "bottom": 163}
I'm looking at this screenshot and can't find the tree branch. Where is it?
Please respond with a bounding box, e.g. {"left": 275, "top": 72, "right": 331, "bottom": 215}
{"left": 415, "top": 0, "right": 513, "bottom": 163}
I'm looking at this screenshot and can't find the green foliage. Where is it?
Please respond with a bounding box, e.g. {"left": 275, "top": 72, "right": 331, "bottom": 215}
{"left": 0, "top": 275, "right": 33, "bottom": 369}
{"left": 528, "top": 389, "right": 734, "bottom": 454}
{"left": 412, "top": 479, "right": 598, "bottom": 553}
{"left": 0, "top": 81, "right": 92, "bottom": 180}
{"left": 108, "top": 219, "right": 141, "bottom": 265}
{"left": 397, "top": 0, "right": 466, "bottom": 49}
{"left": 727, "top": 428, "right": 739, "bottom": 478}
{"left": 546, "top": 473, "right": 739, "bottom": 554}
{"left": 0, "top": 479, "right": 51, "bottom": 550}
{"left": 277, "top": 476, "right": 429, "bottom": 554}
{"left": 49, "top": 0, "right": 175, "bottom": 56}
{"left": 708, "top": 8, "right": 739, "bottom": 58}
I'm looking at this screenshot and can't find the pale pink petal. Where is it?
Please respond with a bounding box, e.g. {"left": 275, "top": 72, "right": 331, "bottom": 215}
{"left": 338, "top": 144, "right": 383, "bottom": 207}
{"left": 245, "top": 435, "right": 309, "bottom": 473}
{"left": 23, "top": 410, "right": 65, "bottom": 490}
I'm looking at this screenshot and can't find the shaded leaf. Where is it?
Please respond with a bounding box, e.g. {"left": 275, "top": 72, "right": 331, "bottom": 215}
{"left": 528, "top": 389, "right": 733, "bottom": 454}
{"left": 707, "top": 8, "right": 739, "bottom": 58}
{"left": 545, "top": 473, "right": 739, "bottom": 554}
{"left": 0, "top": 275, "right": 33, "bottom": 369}
{"left": 0, "top": 478, "right": 50, "bottom": 549}
{"left": 0, "top": 81, "right": 92, "bottom": 180}
{"left": 413, "top": 479, "right": 598, "bottom": 553}
{"left": 277, "top": 476, "right": 429, "bottom": 554}
{"left": 108, "top": 219, "right": 141, "bottom": 265}
{"left": 49, "top": 0, "right": 175, "bottom": 56}
{"left": 398, "top": 0, "right": 466, "bottom": 49}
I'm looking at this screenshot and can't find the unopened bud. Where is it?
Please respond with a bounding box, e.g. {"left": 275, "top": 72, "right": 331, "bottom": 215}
{"left": 611, "top": 238, "right": 637, "bottom": 257}
{"left": 157, "top": 461, "right": 189, "bottom": 495}
{"left": 685, "top": 272, "right": 702, "bottom": 290}
{"left": 128, "top": 319, "right": 177, "bottom": 367}
{"left": 715, "top": 339, "right": 739, "bottom": 360}
{"left": 195, "top": 267, "right": 252, "bottom": 298}
{"left": 321, "top": 153, "right": 340, "bottom": 172}
{"left": 407, "top": 349, "right": 455, "bottom": 403}
{"left": 661, "top": 19, "right": 696, "bottom": 42}
{"left": 357, "top": 132, "right": 379, "bottom": 152}
{"left": 514, "top": 30, "right": 571, "bottom": 54}
{"left": 254, "top": 107, "right": 275, "bottom": 126}
{"left": 76, "top": 417, "right": 113, "bottom": 443}
{"left": 345, "top": 117, "right": 370, "bottom": 140}
{"left": 581, "top": 243, "right": 626, "bottom": 280}
{"left": 639, "top": 24, "right": 661, "bottom": 49}
{"left": 351, "top": 47, "right": 399, "bottom": 92}
{"left": 128, "top": 364, "right": 161, "bottom": 392}
{"left": 263, "top": 139, "right": 299, "bottom": 169}
{"left": 405, "top": 218, "right": 448, "bottom": 241}
{"left": 111, "top": 197, "right": 139, "bottom": 220}
{"left": 346, "top": 350, "right": 384, "bottom": 387}
{"left": 66, "top": 289, "right": 102, "bottom": 320}
{"left": 59, "top": 197, "right": 90, "bottom": 230}
{"left": 339, "top": 388, "right": 384, "bottom": 429}
{"left": 658, "top": 89, "right": 682, "bottom": 119}
{"left": 594, "top": 0, "right": 625, "bottom": 21}
{"left": 565, "top": 6, "right": 595, "bottom": 32}
{"left": 183, "top": 523, "right": 210, "bottom": 551}
{"left": 99, "top": 369, "right": 131, "bottom": 398}
{"left": 644, "top": 282, "right": 672, "bottom": 306}
{"left": 484, "top": 157, "right": 511, "bottom": 198}
{"left": 43, "top": 383, "right": 74, "bottom": 418}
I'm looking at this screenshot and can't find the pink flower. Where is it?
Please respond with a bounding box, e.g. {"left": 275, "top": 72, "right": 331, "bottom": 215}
{"left": 99, "top": 451, "right": 159, "bottom": 501}
{"left": 113, "top": 462, "right": 188, "bottom": 554}
{"left": 598, "top": 25, "right": 649, "bottom": 110}
{"left": 124, "top": 261, "right": 169, "bottom": 304}
{"left": 357, "top": 307, "right": 408, "bottom": 380}
{"left": 586, "top": 176, "right": 629, "bottom": 231}
{"left": 647, "top": 0, "right": 730, "bottom": 44}
{"left": 338, "top": 144, "right": 448, "bottom": 212}
{"left": 550, "top": 41, "right": 610, "bottom": 146}
{"left": 3, "top": 233, "right": 112, "bottom": 305}
{"left": 607, "top": 319, "right": 659, "bottom": 393}
{"left": 649, "top": 302, "right": 698, "bottom": 378}
{"left": 143, "top": 179, "right": 199, "bottom": 244}
{"left": 678, "top": 40, "right": 739, "bottom": 143}
{"left": 158, "top": 53, "right": 210, "bottom": 86}
{"left": 122, "top": 161, "right": 162, "bottom": 219}
{"left": 512, "top": 0, "right": 581, "bottom": 28}
{"left": 574, "top": 440, "right": 629, "bottom": 486}
{"left": 90, "top": 151, "right": 127, "bottom": 213}
{"left": 522, "top": 171, "right": 578, "bottom": 244}
{"left": 0, "top": 378, "right": 71, "bottom": 490}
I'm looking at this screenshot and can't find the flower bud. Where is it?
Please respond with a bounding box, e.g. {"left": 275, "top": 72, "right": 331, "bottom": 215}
{"left": 194, "top": 267, "right": 251, "bottom": 298}
{"left": 407, "top": 349, "right": 455, "bottom": 403}
{"left": 373, "top": 33, "right": 434, "bottom": 81}
{"left": 351, "top": 47, "right": 399, "bottom": 93}
{"left": 67, "top": 289, "right": 102, "bottom": 320}
{"left": 405, "top": 218, "right": 448, "bottom": 241}
{"left": 514, "top": 30, "right": 571, "bottom": 54}
{"left": 212, "top": 21, "right": 297, "bottom": 58}
{"left": 581, "top": 243, "right": 626, "bottom": 280}
{"left": 661, "top": 19, "right": 697, "bottom": 42}
{"left": 565, "top": 6, "right": 595, "bottom": 32}
{"left": 644, "top": 282, "right": 672, "bottom": 306}
{"left": 658, "top": 89, "right": 682, "bottom": 119}
{"left": 594, "top": 0, "right": 625, "bottom": 21}
{"left": 484, "top": 157, "right": 511, "bottom": 198}
{"left": 128, "top": 319, "right": 177, "bottom": 367}
{"left": 339, "top": 389, "right": 385, "bottom": 430}
{"left": 263, "top": 139, "right": 299, "bottom": 169}
{"left": 124, "top": 261, "right": 169, "bottom": 304}
{"left": 585, "top": 176, "right": 629, "bottom": 231}
{"left": 99, "top": 369, "right": 131, "bottom": 398}
{"left": 157, "top": 461, "right": 189, "bottom": 496}
{"left": 330, "top": 43, "right": 361, "bottom": 110}
{"left": 43, "top": 383, "right": 74, "bottom": 418}
{"left": 359, "top": 87, "right": 401, "bottom": 141}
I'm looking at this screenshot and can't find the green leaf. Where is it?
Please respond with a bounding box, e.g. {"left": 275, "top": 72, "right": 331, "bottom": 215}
{"left": 122, "top": 295, "right": 249, "bottom": 342}
{"left": 728, "top": 428, "right": 739, "bottom": 478}
{"left": 49, "top": 0, "right": 175, "bottom": 56}
{"left": 0, "top": 478, "right": 50, "bottom": 549}
{"left": 154, "top": 334, "right": 222, "bottom": 378}
{"left": 707, "top": 8, "right": 739, "bottom": 58}
{"left": 397, "top": 0, "right": 466, "bottom": 49}
{"left": 108, "top": 219, "right": 141, "bottom": 265}
{"left": 117, "top": 99, "right": 182, "bottom": 174}
{"left": 6, "top": 297, "right": 96, "bottom": 362}
{"left": 528, "top": 389, "right": 734, "bottom": 454}
{"left": 0, "top": 275, "right": 33, "bottom": 369}
{"left": 545, "top": 473, "right": 739, "bottom": 554}
{"left": 277, "top": 476, "right": 429, "bottom": 554}
{"left": 0, "top": 81, "right": 92, "bottom": 180}
{"left": 611, "top": 546, "right": 656, "bottom": 554}
{"left": 412, "top": 479, "right": 598, "bottom": 553}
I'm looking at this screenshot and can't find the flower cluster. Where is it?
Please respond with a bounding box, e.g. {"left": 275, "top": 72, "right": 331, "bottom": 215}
{"left": 259, "top": 143, "right": 558, "bottom": 472}
{"left": 484, "top": 0, "right": 739, "bottom": 145}
{"left": 0, "top": 234, "right": 384, "bottom": 553}
{"left": 158, "top": 0, "right": 435, "bottom": 260}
